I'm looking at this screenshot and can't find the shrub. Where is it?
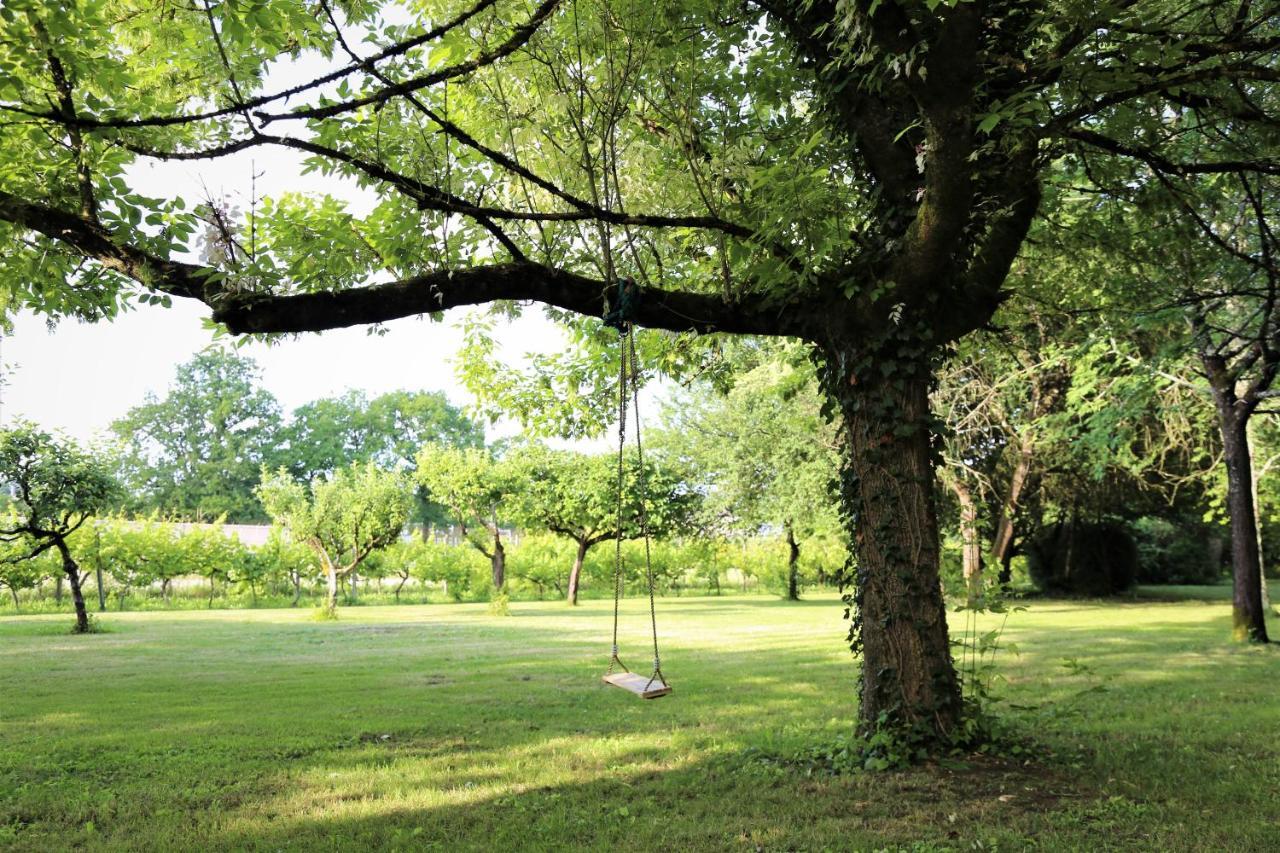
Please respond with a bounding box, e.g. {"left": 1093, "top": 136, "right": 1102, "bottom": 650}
{"left": 1129, "top": 516, "right": 1224, "bottom": 584}
{"left": 1026, "top": 520, "right": 1138, "bottom": 596}
{"left": 385, "top": 538, "right": 486, "bottom": 602}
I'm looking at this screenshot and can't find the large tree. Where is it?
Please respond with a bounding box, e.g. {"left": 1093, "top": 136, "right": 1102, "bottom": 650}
{"left": 1, "top": 0, "right": 1275, "bottom": 744}
{"left": 1057, "top": 170, "right": 1280, "bottom": 642}
{"left": 0, "top": 424, "right": 121, "bottom": 632}
{"left": 284, "top": 389, "right": 483, "bottom": 480}
{"left": 110, "top": 351, "right": 283, "bottom": 522}
{"left": 284, "top": 388, "right": 485, "bottom": 527}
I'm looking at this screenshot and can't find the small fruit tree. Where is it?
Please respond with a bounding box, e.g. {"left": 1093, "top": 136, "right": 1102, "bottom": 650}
{"left": 0, "top": 424, "right": 120, "bottom": 632}
{"left": 258, "top": 462, "right": 411, "bottom": 616}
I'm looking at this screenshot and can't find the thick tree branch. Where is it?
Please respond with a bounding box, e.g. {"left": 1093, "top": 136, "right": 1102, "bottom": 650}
{"left": 0, "top": 190, "right": 826, "bottom": 340}
{"left": 0, "top": 190, "right": 210, "bottom": 299}
{"left": 212, "top": 262, "right": 819, "bottom": 338}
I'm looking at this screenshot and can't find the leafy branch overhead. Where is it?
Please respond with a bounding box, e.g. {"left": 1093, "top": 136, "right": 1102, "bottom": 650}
{"left": 0, "top": 1, "right": 1272, "bottom": 345}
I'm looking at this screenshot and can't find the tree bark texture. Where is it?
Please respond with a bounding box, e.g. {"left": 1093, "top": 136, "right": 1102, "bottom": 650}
{"left": 992, "top": 440, "right": 1032, "bottom": 586}
{"left": 324, "top": 560, "right": 339, "bottom": 616}
{"left": 951, "top": 478, "right": 983, "bottom": 604}
{"left": 95, "top": 541, "right": 106, "bottom": 612}
{"left": 1247, "top": 421, "right": 1274, "bottom": 613}
{"left": 1219, "top": 410, "right": 1270, "bottom": 642}
{"left": 828, "top": 341, "right": 962, "bottom": 737}
{"left": 491, "top": 534, "right": 506, "bottom": 591}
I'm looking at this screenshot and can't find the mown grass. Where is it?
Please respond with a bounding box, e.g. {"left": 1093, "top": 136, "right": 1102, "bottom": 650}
{"left": 2, "top": 588, "right": 1278, "bottom": 851}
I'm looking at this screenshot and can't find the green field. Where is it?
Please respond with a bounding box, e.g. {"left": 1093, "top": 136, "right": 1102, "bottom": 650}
{"left": 3, "top": 590, "right": 1279, "bottom": 851}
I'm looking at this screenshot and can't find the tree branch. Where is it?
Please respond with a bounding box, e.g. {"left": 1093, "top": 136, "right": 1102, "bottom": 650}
{"left": 212, "top": 261, "right": 819, "bottom": 338}
{"left": 0, "top": 189, "right": 210, "bottom": 300}
{"left": 1065, "top": 127, "right": 1280, "bottom": 176}
{"left": 255, "top": 0, "right": 562, "bottom": 125}
{"left": 0, "top": 0, "right": 503, "bottom": 131}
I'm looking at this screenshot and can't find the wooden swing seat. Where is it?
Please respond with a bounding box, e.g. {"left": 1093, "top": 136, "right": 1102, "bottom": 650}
{"left": 602, "top": 671, "right": 672, "bottom": 699}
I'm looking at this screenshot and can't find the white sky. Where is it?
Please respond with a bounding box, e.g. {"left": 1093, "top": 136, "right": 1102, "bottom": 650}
{"left": 0, "top": 302, "right": 573, "bottom": 446}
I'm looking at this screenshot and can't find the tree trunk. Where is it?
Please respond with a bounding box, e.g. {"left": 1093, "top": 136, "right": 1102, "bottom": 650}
{"left": 8, "top": 585, "right": 19, "bottom": 610}
{"left": 55, "top": 574, "right": 64, "bottom": 605}
{"left": 951, "top": 478, "right": 983, "bottom": 604}
{"left": 208, "top": 576, "right": 216, "bottom": 608}
{"left": 349, "top": 572, "right": 359, "bottom": 603}
{"left": 827, "top": 340, "right": 962, "bottom": 740}
{"left": 492, "top": 533, "right": 506, "bottom": 591}
{"left": 54, "top": 538, "right": 91, "bottom": 633}
{"left": 1218, "top": 408, "right": 1269, "bottom": 642}
{"left": 395, "top": 571, "right": 409, "bottom": 602}
{"left": 1247, "top": 421, "right": 1273, "bottom": 613}
{"left": 785, "top": 521, "right": 801, "bottom": 601}
{"left": 992, "top": 439, "right": 1032, "bottom": 586}
{"left": 291, "top": 571, "right": 302, "bottom": 607}
{"left": 324, "top": 562, "right": 339, "bottom": 616}
{"left": 567, "top": 539, "right": 589, "bottom": 605}
{"left": 162, "top": 578, "right": 172, "bottom": 605}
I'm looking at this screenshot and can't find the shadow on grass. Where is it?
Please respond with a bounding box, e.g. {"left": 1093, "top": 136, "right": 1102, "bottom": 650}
{"left": 6, "top": 597, "right": 1280, "bottom": 851}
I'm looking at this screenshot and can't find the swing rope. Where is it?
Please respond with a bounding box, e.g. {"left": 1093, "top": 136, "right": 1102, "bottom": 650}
{"left": 628, "top": 328, "right": 665, "bottom": 689}
{"left": 604, "top": 291, "right": 667, "bottom": 692}
{"left": 606, "top": 315, "right": 629, "bottom": 676}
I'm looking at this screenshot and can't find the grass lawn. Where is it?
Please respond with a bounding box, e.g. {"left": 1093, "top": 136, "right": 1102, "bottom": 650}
{"left": 2, "top": 589, "right": 1279, "bottom": 851}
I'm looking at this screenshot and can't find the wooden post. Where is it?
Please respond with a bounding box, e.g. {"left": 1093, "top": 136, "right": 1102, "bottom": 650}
{"left": 94, "top": 528, "right": 106, "bottom": 612}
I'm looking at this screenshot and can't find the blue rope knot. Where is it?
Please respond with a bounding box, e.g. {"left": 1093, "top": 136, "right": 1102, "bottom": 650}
{"left": 602, "top": 276, "right": 641, "bottom": 332}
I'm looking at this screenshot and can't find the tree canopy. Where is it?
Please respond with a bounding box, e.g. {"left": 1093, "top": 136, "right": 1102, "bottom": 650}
{"left": 111, "top": 350, "right": 283, "bottom": 522}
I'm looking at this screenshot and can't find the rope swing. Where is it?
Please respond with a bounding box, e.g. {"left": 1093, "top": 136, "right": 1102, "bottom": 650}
{"left": 601, "top": 277, "right": 671, "bottom": 700}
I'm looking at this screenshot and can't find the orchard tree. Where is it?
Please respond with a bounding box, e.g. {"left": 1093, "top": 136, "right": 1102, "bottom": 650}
{"left": 509, "top": 444, "right": 693, "bottom": 605}
{"left": 0, "top": 539, "right": 51, "bottom": 610}
{"left": 258, "top": 462, "right": 412, "bottom": 616}
{"left": 404, "top": 538, "right": 483, "bottom": 602}
{"left": 177, "top": 521, "right": 252, "bottom": 608}
{"left": 97, "top": 515, "right": 190, "bottom": 604}
{"left": 111, "top": 351, "right": 283, "bottom": 522}
{"left": 415, "top": 445, "right": 518, "bottom": 592}
{"left": 0, "top": 424, "right": 120, "bottom": 632}
{"left": 2, "top": 0, "right": 1275, "bottom": 745}
{"left": 257, "top": 525, "right": 319, "bottom": 606}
